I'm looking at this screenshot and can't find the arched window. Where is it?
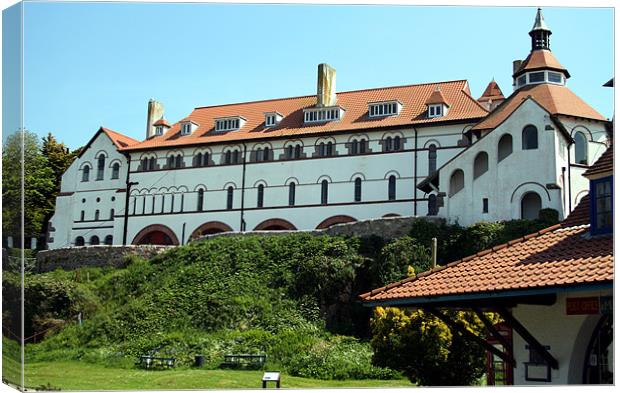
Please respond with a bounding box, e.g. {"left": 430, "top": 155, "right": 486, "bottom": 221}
{"left": 195, "top": 152, "right": 203, "bottom": 167}
{"left": 167, "top": 155, "right": 175, "bottom": 168}
{"left": 521, "top": 192, "right": 542, "bottom": 220}
{"left": 97, "top": 154, "right": 105, "bottom": 180}
{"left": 385, "top": 136, "right": 393, "bottom": 152}
{"left": 473, "top": 152, "right": 489, "bottom": 179}
{"left": 94, "top": 210, "right": 100, "bottom": 221}
{"left": 256, "top": 148, "right": 263, "bottom": 162}
{"left": 75, "top": 236, "right": 85, "bottom": 246}
{"left": 104, "top": 235, "right": 113, "bottom": 245}
{"left": 82, "top": 165, "right": 90, "bottom": 182}
{"left": 262, "top": 147, "right": 270, "bottom": 161}
{"left": 225, "top": 150, "right": 232, "bottom": 164}
{"left": 359, "top": 139, "right": 367, "bottom": 154}
{"left": 286, "top": 145, "right": 294, "bottom": 159}
{"left": 90, "top": 235, "right": 100, "bottom": 245}
{"left": 388, "top": 175, "right": 396, "bottom": 200}
{"left": 428, "top": 194, "right": 438, "bottom": 216}
{"left": 141, "top": 157, "right": 148, "bottom": 171}
{"left": 428, "top": 144, "right": 437, "bottom": 174}
{"left": 257, "top": 184, "right": 264, "bottom": 208}
{"left": 393, "top": 136, "right": 402, "bottom": 151}
{"left": 522, "top": 125, "right": 538, "bottom": 150}
{"left": 574, "top": 132, "right": 588, "bottom": 165}
{"left": 197, "top": 189, "right": 204, "bottom": 211}
{"left": 351, "top": 140, "right": 359, "bottom": 155}
{"left": 321, "top": 180, "right": 329, "bottom": 205}
{"left": 111, "top": 162, "right": 120, "bottom": 179}
{"left": 498, "top": 134, "right": 513, "bottom": 162}
{"left": 110, "top": 209, "right": 115, "bottom": 219}
{"left": 175, "top": 154, "right": 183, "bottom": 168}
{"left": 326, "top": 141, "right": 334, "bottom": 156}
{"left": 354, "top": 177, "right": 362, "bottom": 202}
{"left": 232, "top": 150, "right": 240, "bottom": 164}
{"left": 149, "top": 157, "right": 157, "bottom": 170}
{"left": 449, "top": 169, "right": 464, "bottom": 197}
{"left": 202, "top": 152, "right": 209, "bottom": 166}
{"left": 319, "top": 142, "right": 326, "bottom": 157}
{"left": 294, "top": 144, "right": 302, "bottom": 158}
{"left": 288, "top": 182, "right": 296, "bottom": 206}
{"left": 226, "top": 186, "right": 234, "bottom": 210}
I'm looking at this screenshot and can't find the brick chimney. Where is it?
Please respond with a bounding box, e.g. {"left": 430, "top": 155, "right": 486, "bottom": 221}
{"left": 316, "top": 63, "right": 337, "bottom": 107}
{"left": 146, "top": 99, "right": 165, "bottom": 139}
{"left": 513, "top": 60, "right": 523, "bottom": 75}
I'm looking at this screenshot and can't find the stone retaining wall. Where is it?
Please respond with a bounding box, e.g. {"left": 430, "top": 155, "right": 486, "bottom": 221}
{"left": 37, "top": 216, "right": 443, "bottom": 272}
{"left": 36, "top": 245, "right": 172, "bottom": 273}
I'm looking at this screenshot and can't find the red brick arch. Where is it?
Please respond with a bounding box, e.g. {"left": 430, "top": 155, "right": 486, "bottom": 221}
{"left": 254, "top": 218, "right": 297, "bottom": 231}
{"left": 190, "top": 221, "right": 233, "bottom": 239}
{"left": 132, "top": 224, "right": 179, "bottom": 246}
{"left": 316, "top": 215, "right": 357, "bottom": 229}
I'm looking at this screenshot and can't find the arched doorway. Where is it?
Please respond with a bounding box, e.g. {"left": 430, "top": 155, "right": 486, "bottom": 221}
{"left": 316, "top": 215, "right": 357, "bottom": 229}
{"left": 132, "top": 224, "right": 179, "bottom": 246}
{"left": 583, "top": 314, "right": 613, "bottom": 384}
{"left": 521, "top": 192, "right": 542, "bottom": 220}
{"left": 254, "top": 218, "right": 296, "bottom": 231}
{"left": 190, "top": 221, "right": 233, "bottom": 239}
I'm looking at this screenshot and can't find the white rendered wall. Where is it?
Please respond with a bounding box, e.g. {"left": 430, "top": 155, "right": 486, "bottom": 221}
{"left": 511, "top": 289, "right": 612, "bottom": 385}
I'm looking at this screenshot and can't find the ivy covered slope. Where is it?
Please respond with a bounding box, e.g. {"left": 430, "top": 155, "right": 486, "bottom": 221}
{"left": 25, "top": 234, "right": 401, "bottom": 380}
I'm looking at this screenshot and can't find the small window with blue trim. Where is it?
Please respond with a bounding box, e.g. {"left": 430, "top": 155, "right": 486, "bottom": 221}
{"left": 591, "top": 176, "right": 613, "bottom": 235}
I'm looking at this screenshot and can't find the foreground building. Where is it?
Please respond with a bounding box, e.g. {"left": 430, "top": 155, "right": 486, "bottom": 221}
{"left": 47, "top": 9, "right": 610, "bottom": 248}
{"left": 360, "top": 144, "right": 613, "bottom": 385}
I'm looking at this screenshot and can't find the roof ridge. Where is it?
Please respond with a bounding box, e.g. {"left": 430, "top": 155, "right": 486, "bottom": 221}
{"left": 359, "top": 223, "right": 563, "bottom": 300}
{"left": 193, "top": 80, "right": 470, "bottom": 110}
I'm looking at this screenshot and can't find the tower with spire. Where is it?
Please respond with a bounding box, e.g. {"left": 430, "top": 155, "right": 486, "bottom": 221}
{"left": 512, "top": 8, "right": 570, "bottom": 91}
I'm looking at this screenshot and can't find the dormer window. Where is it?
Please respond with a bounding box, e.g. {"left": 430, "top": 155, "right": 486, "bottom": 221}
{"left": 428, "top": 104, "right": 444, "bottom": 118}
{"left": 591, "top": 176, "right": 613, "bottom": 235}
{"left": 180, "top": 120, "right": 198, "bottom": 136}
{"left": 215, "top": 116, "right": 246, "bottom": 132}
{"left": 264, "top": 112, "right": 283, "bottom": 127}
{"left": 303, "top": 106, "right": 345, "bottom": 124}
{"left": 155, "top": 126, "right": 164, "bottom": 136}
{"left": 369, "top": 101, "right": 402, "bottom": 117}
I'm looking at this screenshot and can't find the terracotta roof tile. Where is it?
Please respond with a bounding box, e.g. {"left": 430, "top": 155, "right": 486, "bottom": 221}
{"left": 562, "top": 195, "right": 590, "bottom": 228}
{"left": 360, "top": 224, "right": 613, "bottom": 303}
{"left": 153, "top": 119, "right": 171, "bottom": 127}
{"left": 472, "top": 83, "right": 607, "bottom": 131}
{"left": 513, "top": 50, "right": 569, "bottom": 77}
{"left": 100, "top": 127, "right": 139, "bottom": 149}
{"left": 424, "top": 88, "right": 450, "bottom": 106}
{"left": 478, "top": 80, "right": 505, "bottom": 102}
{"left": 583, "top": 144, "right": 613, "bottom": 178}
{"left": 121, "top": 80, "right": 488, "bottom": 151}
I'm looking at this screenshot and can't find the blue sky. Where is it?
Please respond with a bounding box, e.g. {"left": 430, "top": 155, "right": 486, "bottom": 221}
{"left": 15, "top": 2, "right": 614, "bottom": 149}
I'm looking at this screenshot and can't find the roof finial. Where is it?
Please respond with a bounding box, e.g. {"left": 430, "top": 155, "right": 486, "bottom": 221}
{"left": 531, "top": 7, "right": 550, "bottom": 33}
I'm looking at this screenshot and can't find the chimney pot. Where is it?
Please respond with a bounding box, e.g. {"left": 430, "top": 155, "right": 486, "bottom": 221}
{"left": 513, "top": 60, "right": 523, "bottom": 74}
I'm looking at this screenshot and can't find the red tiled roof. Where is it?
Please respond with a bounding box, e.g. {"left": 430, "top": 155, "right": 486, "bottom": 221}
{"left": 424, "top": 88, "right": 450, "bottom": 106}
{"left": 561, "top": 195, "right": 590, "bottom": 228}
{"left": 478, "top": 80, "right": 505, "bottom": 102}
{"left": 583, "top": 144, "right": 613, "bottom": 178}
{"left": 153, "top": 119, "right": 171, "bottom": 127}
{"left": 100, "top": 127, "right": 139, "bottom": 149}
{"left": 360, "top": 223, "right": 613, "bottom": 303}
{"left": 513, "top": 50, "right": 569, "bottom": 77}
{"left": 472, "top": 83, "right": 607, "bottom": 131}
{"left": 121, "top": 80, "right": 488, "bottom": 151}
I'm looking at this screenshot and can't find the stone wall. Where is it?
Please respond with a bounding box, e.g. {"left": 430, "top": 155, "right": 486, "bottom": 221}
{"left": 36, "top": 245, "right": 172, "bottom": 273}
{"left": 36, "top": 216, "right": 443, "bottom": 272}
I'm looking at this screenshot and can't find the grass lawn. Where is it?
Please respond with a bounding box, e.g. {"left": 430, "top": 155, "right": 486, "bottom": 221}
{"left": 24, "top": 361, "right": 414, "bottom": 390}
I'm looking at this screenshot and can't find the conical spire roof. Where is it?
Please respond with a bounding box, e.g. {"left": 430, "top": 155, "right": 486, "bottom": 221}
{"left": 478, "top": 79, "right": 505, "bottom": 101}
{"left": 530, "top": 8, "right": 551, "bottom": 33}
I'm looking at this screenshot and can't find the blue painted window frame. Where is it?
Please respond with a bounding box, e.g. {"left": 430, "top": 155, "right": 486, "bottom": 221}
{"left": 590, "top": 175, "right": 613, "bottom": 235}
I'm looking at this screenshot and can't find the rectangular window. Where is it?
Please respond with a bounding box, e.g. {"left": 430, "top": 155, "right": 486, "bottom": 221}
{"left": 529, "top": 72, "right": 545, "bottom": 83}
{"left": 369, "top": 101, "right": 401, "bottom": 118}
{"left": 548, "top": 72, "right": 562, "bottom": 83}
{"left": 428, "top": 104, "right": 443, "bottom": 118}
{"left": 215, "top": 117, "right": 244, "bottom": 131}
{"left": 304, "top": 107, "right": 342, "bottom": 123}
{"left": 483, "top": 198, "right": 489, "bottom": 213}
{"left": 517, "top": 75, "right": 527, "bottom": 87}
{"left": 592, "top": 178, "right": 612, "bottom": 234}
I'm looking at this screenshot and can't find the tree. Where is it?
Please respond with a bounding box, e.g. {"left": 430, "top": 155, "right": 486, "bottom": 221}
{"left": 375, "top": 236, "right": 431, "bottom": 287}
{"left": 370, "top": 307, "right": 488, "bottom": 386}
{"left": 41, "top": 133, "right": 78, "bottom": 228}
{"left": 2, "top": 130, "right": 55, "bottom": 238}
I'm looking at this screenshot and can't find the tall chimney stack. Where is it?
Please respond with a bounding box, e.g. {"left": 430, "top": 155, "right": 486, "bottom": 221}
{"left": 316, "top": 63, "right": 337, "bottom": 107}
{"left": 146, "top": 99, "right": 165, "bottom": 139}
{"left": 512, "top": 60, "right": 523, "bottom": 75}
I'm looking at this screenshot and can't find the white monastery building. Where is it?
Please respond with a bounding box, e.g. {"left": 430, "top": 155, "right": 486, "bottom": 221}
{"left": 47, "top": 9, "right": 611, "bottom": 249}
